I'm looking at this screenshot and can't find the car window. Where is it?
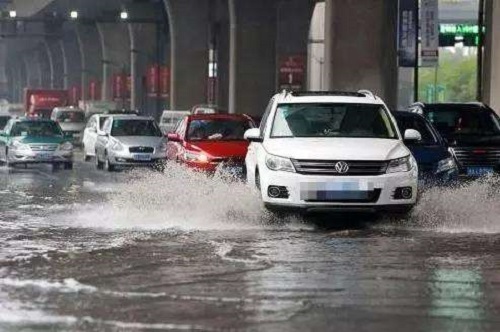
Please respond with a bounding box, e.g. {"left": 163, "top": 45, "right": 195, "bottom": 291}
{"left": 0, "top": 116, "right": 10, "bottom": 129}
{"left": 187, "top": 119, "right": 252, "bottom": 141}
{"left": 10, "top": 121, "right": 63, "bottom": 137}
{"left": 271, "top": 103, "right": 398, "bottom": 139}
{"left": 395, "top": 115, "right": 439, "bottom": 145}
{"left": 426, "top": 108, "right": 500, "bottom": 138}
{"left": 111, "top": 119, "right": 162, "bottom": 137}
{"left": 55, "top": 111, "right": 85, "bottom": 123}
{"left": 98, "top": 116, "right": 109, "bottom": 130}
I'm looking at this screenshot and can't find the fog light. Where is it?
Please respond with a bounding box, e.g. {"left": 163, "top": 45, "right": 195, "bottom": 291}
{"left": 394, "top": 187, "right": 413, "bottom": 200}
{"left": 267, "top": 186, "right": 289, "bottom": 199}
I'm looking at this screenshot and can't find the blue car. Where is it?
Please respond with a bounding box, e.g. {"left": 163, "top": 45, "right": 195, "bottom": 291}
{"left": 393, "top": 111, "right": 458, "bottom": 185}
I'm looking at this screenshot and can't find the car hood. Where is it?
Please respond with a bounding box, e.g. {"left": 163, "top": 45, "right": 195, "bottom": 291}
{"left": 185, "top": 140, "right": 249, "bottom": 158}
{"left": 114, "top": 136, "right": 164, "bottom": 147}
{"left": 15, "top": 136, "right": 66, "bottom": 144}
{"left": 263, "top": 138, "right": 409, "bottom": 161}
{"left": 58, "top": 122, "right": 86, "bottom": 132}
{"left": 407, "top": 145, "right": 449, "bottom": 164}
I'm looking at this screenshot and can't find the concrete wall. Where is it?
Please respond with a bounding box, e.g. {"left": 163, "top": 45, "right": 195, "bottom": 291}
{"left": 324, "top": 0, "right": 398, "bottom": 109}
{"left": 75, "top": 23, "right": 103, "bottom": 102}
{"left": 228, "top": 0, "right": 278, "bottom": 116}
{"left": 483, "top": 0, "right": 500, "bottom": 112}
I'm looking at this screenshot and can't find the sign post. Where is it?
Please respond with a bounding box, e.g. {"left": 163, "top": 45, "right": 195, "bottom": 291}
{"left": 421, "top": 0, "right": 439, "bottom": 67}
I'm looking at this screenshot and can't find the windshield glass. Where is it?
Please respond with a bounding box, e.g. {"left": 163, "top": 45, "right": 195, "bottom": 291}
{"left": 111, "top": 119, "right": 162, "bottom": 137}
{"left": 271, "top": 103, "right": 398, "bottom": 139}
{"left": 98, "top": 116, "right": 109, "bottom": 130}
{"left": 10, "top": 121, "right": 62, "bottom": 137}
{"left": 55, "top": 111, "right": 85, "bottom": 123}
{"left": 187, "top": 119, "right": 252, "bottom": 141}
{"left": 395, "top": 115, "right": 439, "bottom": 145}
{"left": 0, "top": 116, "right": 10, "bottom": 129}
{"left": 426, "top": 108, "right": 500, "bottom": 138}
{"left": 162, "top": 114, "right": 185, "bottom": 124}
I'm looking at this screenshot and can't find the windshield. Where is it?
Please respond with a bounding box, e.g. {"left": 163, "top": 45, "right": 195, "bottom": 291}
{"left": 10, "top": 121, "right": 63, "bottom": 137}
{"left": 395, "top": 115, "right": 439, "bottom": 145}
{"left": 426, "top": 108, "right": 500, "bottom": 138}
{"left": 271, "top": 103, "right": 398, "bottom": 139}
{"left": 187, "top": 119, "right": 252, "bottom": 141}
{"left": 162, "top": 114, "right": 185, "bottom": 124}
{"left": 98, "top": 116, "right": 109, "bottom": 130}
{"left": 111, "top": 119, "right": 162, "bottom": 137}
{"left": 0, "top": 116, "right": 10, "bottom": 129}
{"left": 55, "top": 111, "right": 85, "bottom": 123}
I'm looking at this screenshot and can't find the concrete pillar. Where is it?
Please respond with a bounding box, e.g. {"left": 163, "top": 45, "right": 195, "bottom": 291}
{"left": 97, "top": 23, "right": 130, "bottom": 105}
{"left": 37, "top": 47, "right": 52, "bottom": 89}
{"left": 483, "top": 0, "right": 500, "bottom": 111}
{"left": 43, "top": 41, "right": 55, "bottom": 89}
{"left": 165, "top": 0, "right": 209, "bottom": 110}
{"left": 276, "top": 0, "right": 315, "bottom": 91}
{"left": 75, "top": 23, "right": 102, "bottom": 103}
{"left": 324, "top": 0, "right": 398, "bottom": 109}
{"left": 60, "top": 33, "right": 82, "bottom": 90}
{"left": 23, "top": 52, "right": 42, "bottom": 88}
{"left": 213, "top": 0, "right": 230, "bottom": 110}
{"left": 228, "top": 0, "right": 278, "bottom": 115}
{"left": 45, "top": 40, "right": 64, "bottom": 89}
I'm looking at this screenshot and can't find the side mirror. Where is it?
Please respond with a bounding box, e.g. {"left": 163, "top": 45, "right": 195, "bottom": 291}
{"left": 167, "top": 133, "right": 181, "bottom": 142}
{"left": 244, "top": 128, "right": 263, "bottom": 143}
{"left": 404, "top": 129, "right": 422, "bottom": 142}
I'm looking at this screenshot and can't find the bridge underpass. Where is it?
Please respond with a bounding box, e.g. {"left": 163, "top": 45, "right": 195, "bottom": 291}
{"left": 0, "top": 0, "right": 499, "bottom": 115}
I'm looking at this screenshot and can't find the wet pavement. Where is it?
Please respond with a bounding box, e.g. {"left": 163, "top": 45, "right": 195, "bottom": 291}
{"left": 0, "top": 154, "right": 500, "bottom": 331}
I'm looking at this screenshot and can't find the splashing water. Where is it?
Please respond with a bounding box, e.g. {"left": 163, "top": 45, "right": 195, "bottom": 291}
{"left": 71, "top": 163, "right": 293, "bottom": 231}
{"left": 407, "top": 175, "right": 500, "bottom": 233}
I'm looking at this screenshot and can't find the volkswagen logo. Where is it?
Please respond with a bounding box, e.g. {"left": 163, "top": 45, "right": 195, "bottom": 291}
{"left": 335, "top": 161, "right": 350, "bottom": 174}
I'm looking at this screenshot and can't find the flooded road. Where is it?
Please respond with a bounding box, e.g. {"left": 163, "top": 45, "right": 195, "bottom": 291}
{"left": 1, "top": 156, "right": 500, "bottom": 331}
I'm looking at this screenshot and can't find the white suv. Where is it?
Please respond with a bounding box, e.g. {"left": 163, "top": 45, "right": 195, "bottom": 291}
{"left": 244, "top": 91, "right": 420, "bottom": 214}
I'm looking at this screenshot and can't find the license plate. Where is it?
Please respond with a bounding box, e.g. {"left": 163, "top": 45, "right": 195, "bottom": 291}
{"left": 36, "top": 153, "right": 53, "bottom": 160}
{"left": 300, "top": 181, "right": 374, "bottom": 200}
{"left": 466, "top": 167, "right": 494, "bottom": 177}
{"left": 133, "top": 154, "right": 152, "bottom": 161}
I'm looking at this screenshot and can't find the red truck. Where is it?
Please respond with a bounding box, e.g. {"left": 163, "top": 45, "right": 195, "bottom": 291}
{"left": 24, "top": 89, "right": 70, "bottom": 118}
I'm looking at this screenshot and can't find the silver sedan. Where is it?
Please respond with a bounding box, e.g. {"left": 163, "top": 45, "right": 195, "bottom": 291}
{"left": 94, "top": 115, "right": 167, "bottom": 171}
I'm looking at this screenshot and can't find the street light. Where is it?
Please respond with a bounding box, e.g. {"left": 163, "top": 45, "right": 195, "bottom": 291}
{"left": 120, "top": 11, "right": 128, "bottom": 20}
{"left": 70, "top": 10, "right": 78, "bottom": 19}
{"left": 9, "top": 11, "right": 17, "bottom": 18}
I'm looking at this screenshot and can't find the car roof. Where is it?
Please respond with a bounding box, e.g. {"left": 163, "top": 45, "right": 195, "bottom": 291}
{"left": 14, "top": 117, "right": 55, "bottom": 122}
{"left": 276, "top": 90, "right": 385, "bottom": 105}
{"left": 54, "top": 107, "right": 84, "bottom": 112}
{"left": 187, "top": 113, "right": 252, "bottom": 121}
{"left": 411, "top": 102, "right": 486, "bottom": 110}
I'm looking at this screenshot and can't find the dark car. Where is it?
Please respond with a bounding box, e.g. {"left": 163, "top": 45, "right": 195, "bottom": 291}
{"left": 0, "top": 115, "right": 11, "bottom": 130}
{"left": 408, "top": 102, "right": 500, "bottom": 177}
{"left": 393, "top": 111, "right": 458, "bottom": 185}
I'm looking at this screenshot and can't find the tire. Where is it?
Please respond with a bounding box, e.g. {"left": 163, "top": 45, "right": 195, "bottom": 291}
{"left": 84, "top": 154, "right": 91, "bottom": 162}
{"left": 95, "top": 151, "right": 103, "bottom": 170}
{"left": 255, "top": 169, "right": 261, "bottom": 191}
{"left": 4, "top": 148, "right": 11, "bottom": 168}
{"left": 104, "top": 154, "right": 115, "bottom": 172}
{"left": 64, "top": 162, "right": 73, "bottom": 170}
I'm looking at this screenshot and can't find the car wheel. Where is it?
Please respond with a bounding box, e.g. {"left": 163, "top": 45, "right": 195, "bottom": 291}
{"left": 64, "top": 162, "right": 73, "bottom": 170}
{"left": 104, "top": 153, "right": 115, "bottom": 172}
{"left": 83, "top": 147, "right": 91, "bottom": 162}
{"left": 95, "top": 151, "right": 103, "bottom": 170}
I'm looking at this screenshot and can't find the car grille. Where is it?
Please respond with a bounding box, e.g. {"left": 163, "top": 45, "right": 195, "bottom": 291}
{"left": 452, "top": 147, "right": 500, "bottom": 167}
{"left": 129, "top": 146, "right": 154, "bottom": 153}
{"left": 292, "top": 159, "right": 388, "bottom": 176}
{"left": 29, "top": 144, "right": 58, "bottom": 152}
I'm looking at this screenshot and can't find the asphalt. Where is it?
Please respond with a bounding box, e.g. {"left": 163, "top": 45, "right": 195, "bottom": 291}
{"left": 0, "top": 153, "right": 499, "bottom": 331}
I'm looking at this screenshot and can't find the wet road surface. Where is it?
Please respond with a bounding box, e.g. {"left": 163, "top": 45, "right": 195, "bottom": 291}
{"left": 0, "top": 154, "right": 500, "bottom": 331}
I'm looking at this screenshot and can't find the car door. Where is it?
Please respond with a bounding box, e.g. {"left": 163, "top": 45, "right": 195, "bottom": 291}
{"left": 83, "top": 116, "right": 97, "bottom": 155}
{"left": 95, "top": 118, "right": 111, "bottom": 160}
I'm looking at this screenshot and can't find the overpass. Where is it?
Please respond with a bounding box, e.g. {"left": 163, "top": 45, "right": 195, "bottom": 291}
{"left": 1, "top": 0, "right": 500, "bottom": 118}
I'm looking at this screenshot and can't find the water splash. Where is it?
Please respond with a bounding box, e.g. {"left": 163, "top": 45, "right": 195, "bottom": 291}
{"left": 406, "top": 175, "right": 500, "bottom": 233}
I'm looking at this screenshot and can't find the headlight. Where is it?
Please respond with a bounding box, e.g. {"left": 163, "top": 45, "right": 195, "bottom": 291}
{"left": 265, "top": 153, "right": 295, "bottom": 172}
{"left": 387, "top": 156, "right": 413, "bottom": 173}
{"left": 436, "top": 157, "right": 456, "bottom": 174}
{"left": 12, "top": 141, "right": 31, "bottom": 152}
{"left": 59, "top": 142, "right": 73, "bottom": 151}
{"left": 158, "top": 141, "right": 168, "bottom": 152}
{"left": 111, "top": 141, "right": 124, "bottom": 151}
{"left": 184, "top": 151, "right": 209, "bottom": 163}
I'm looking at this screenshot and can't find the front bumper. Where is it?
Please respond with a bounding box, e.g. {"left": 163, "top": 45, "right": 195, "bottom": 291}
{"left": 258, "top": 168, "right": 418, "bottom": 210}
{"left": 7, "top": 149, "right": 73, "bottom": 164}
{"left": 109, "top": 150, "right": 167, "bottom": 167}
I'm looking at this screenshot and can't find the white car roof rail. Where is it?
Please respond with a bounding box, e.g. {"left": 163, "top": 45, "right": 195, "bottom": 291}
{"left": 357, "top": 90, "right": 376, "bottom": 99}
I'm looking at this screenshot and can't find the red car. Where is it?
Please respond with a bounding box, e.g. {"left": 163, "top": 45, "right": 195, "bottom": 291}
{"left": 166, "top": 114, "right": 255, "bottom": 175}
